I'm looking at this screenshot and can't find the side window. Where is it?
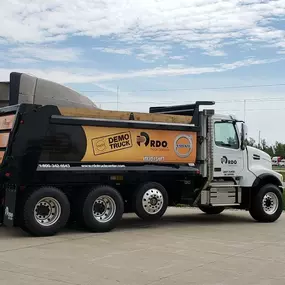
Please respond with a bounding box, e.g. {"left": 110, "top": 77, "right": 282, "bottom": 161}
{"left": 214, "top": 122, "right": 239, "bottom": 149}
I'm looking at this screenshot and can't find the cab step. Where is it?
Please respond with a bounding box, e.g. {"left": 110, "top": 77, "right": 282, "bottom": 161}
{"left": 208, "top": 203, "right": 240, "bottom": 207}
{"left": 201, "top": 181, "right": 241, "bottom": 206}
{"left": 209, "top": 184, "right": 238, "bottom": 188}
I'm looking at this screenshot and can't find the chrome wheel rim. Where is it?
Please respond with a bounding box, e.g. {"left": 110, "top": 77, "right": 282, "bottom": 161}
{"left": 262, "top": 192, "right": 279, "bottom": 215}
{"left": 34, "top": 197, "right": 61, "bottom": 226}
{"left": 92, "top": 195, "right": 116, "bottom": 223}
{"left": 142, "top": 188, "right": 164, "bottom": 215}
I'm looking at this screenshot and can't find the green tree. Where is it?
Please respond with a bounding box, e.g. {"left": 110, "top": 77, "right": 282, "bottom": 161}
{"left": 245, "top": 137, "right": 256, "bottom": 147}
{"left": 237, "top": 136, "right": 285, "bottom": 158}
{"left": 245, "top": 137, "right": 276, "bottom": 157}
{"left": 260, "top": 139, "right": 274, "bottom": 157}
{"left": 273, "top": 142, "right": 285, "bottom": 157}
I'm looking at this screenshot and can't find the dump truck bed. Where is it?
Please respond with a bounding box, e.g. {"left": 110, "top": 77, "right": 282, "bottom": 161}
{"left": 0, "top": 103, "right": 202, "bottom": 228}
{"left": 0, "top": 103, "right": 200, "bottom": 185}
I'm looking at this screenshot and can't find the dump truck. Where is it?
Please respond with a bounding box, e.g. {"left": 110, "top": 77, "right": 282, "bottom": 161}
{"left": 0, "top": 72, "right": 283, "bottom": 236}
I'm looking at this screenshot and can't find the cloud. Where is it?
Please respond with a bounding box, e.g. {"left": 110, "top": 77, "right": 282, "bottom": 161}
{"left": 135, "top": 44, "right": 172, "bottom": 61}
{"left": 9, "top": 57, "right": 40, "bottom": 64}
{"left": 0, "top": 45, "right": 82, "bottom": 65}
{"left": 93, "top": 47, "right": 132, "bottom": 55}
{"left": 0, "top": 57, "right": 282, "bottom": 84}
{"left": 1, "top": 0, "right": 285, "bottom": 57}
{"left": 93, "top": 44, "right": 172, "bottom": 62}
{"left": 169, "top": 56, "right": 185, "bottom": 61}
{"left": 203, "top": 50, "right": 226, "bottom": 57}
{"left": 9, "top": 46, "right": 82, "bottom": 62}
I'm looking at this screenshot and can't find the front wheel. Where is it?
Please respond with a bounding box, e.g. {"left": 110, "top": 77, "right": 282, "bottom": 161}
{"left": 198, "top": 205, "right": 225, "bottom": 215}
{"left": 249, "top": 184, "right": 283, "bottom": 223}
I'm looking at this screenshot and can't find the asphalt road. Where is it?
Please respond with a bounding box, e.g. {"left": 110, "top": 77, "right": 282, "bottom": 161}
{"left": 1, "top": 207, "right": 285, "bottom": 285}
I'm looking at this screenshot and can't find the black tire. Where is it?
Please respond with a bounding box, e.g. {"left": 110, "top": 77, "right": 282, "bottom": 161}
{"left": 79, "top": 185, "right": 124, "bottom": 232}
{"left": 133, "top": 182, "right": 168, "bottom": 221}
{"left": 19, "top": 187, "right": 70, "bottom": 237}
{"left": 249, "top": 184, "right": 283, "bottom": 223}
{"left": 198, "top": 205, "right": 225, "bottom": 215}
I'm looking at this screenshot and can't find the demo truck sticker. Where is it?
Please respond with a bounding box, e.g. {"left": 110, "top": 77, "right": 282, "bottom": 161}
{"left": 92, "top": 131, "right": 133, "bottom": 156}
{"left": 81, "top": 126, "right": 197, "bottom": 163}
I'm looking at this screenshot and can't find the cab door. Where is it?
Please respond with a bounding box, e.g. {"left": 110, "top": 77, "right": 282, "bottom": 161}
{"left": 213, "top": 120, "right": 245, "bottom": 178}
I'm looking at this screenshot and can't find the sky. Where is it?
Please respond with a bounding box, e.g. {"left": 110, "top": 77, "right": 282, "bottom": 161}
{"left": 1, "top": 0, "right": 285, "bottom": 145}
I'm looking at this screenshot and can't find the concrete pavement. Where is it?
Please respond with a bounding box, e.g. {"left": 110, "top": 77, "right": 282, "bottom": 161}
{"left": 0, "top": 207, "right": 285, "bottom": 285}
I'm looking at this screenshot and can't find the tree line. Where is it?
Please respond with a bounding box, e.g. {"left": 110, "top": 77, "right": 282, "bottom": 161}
{"left": 245, "top": 138, "right": 285, "bottom": 158}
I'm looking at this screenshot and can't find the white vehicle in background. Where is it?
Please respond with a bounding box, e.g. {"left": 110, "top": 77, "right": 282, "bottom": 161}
{"left": 272, "top": 157, "right": 281, "bottom": 166}
{"left": 279, "top": 159, "right": 285, "bottom": 167}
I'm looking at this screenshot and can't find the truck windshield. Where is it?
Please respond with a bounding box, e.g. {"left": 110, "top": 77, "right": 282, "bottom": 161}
{"left": 214, "top": 122, "right": 239, "bottom": 149}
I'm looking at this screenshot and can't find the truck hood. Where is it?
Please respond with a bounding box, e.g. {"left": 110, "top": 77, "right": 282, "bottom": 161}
{"left": 247, "top": 146, "right": 283, "bottom": 184}
{"left": 246, "top": 146, "right": 272, "bottom": 167}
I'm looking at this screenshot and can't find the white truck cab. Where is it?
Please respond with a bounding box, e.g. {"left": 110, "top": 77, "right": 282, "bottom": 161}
{"left": 212, "top": 114, "right": 283, "bottom": 187}
{"left": 197, "top": 108, "right": 283, "bottom": 222}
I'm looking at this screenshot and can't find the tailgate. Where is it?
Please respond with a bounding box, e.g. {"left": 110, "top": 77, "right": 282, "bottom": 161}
{"left": 0, "top": 105, "right": 19, "bottom": 167}
{"left": 0, "top": 105, "right": 19, "bottom": 225}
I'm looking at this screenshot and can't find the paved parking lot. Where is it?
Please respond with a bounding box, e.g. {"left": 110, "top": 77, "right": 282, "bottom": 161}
{"left": 1, "top": 207, "right": 285, "bottom": 285}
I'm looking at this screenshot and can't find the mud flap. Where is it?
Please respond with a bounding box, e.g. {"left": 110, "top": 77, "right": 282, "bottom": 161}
{"left": 3, "top": 185, "right": 17, "bottom": 227}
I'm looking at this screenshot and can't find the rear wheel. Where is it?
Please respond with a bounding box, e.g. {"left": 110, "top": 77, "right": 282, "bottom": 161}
{"left": 249, "top": 184, "right": 283, "bottom": 223}
{"left": 19, "top": 186, "right": 70, "bottom": 236}
{"left": 78, "top": 185, "right": 124, "bottom": 232}
{"left": 133, "top": 182, "right": 168, "bottom": 221}
{"left": 198, "top": 205, "right": 225, "bottom": 215}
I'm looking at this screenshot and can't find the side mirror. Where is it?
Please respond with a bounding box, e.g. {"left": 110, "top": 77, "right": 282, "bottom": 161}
{"left": 241, "top": 123, "right": 248, "bottom": 150}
